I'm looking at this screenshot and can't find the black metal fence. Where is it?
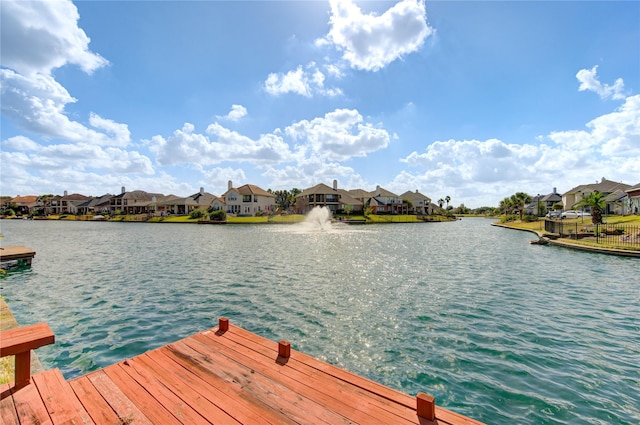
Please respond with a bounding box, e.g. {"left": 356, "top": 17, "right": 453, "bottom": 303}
{"left": 544, "top": 220, "right": 640, "bottom": 249}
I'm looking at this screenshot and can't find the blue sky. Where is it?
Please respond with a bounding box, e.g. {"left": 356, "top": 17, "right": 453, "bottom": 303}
{"left": 1, "top": 0, "right": 638, "bottom": 208}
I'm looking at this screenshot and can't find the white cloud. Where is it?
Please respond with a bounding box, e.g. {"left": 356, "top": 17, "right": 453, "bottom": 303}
{"left": 216, "top": 104, "right": 248, "bottom": 122}
{"left": 264, "top": 63, "right": 343, "bottom": 98}
{"left": 147, "top": 122, "right": 294, "bottom": 166}
{"left": 0, "top": 0, "right": 108, "bottom": 76}
{"left": 324, "top": 0, "right": 433, "bottom": 71}
{"left": 2, "top": 136, "right": 41, "bottom": 151}
{"left": 395, "top": 92, "right": 640, "bottom": 206}
{"left": 576, "top": 66, "right": 626, "bottom": 100}
{"left": 285, "top": 108, "right": 391, "bottom": 161}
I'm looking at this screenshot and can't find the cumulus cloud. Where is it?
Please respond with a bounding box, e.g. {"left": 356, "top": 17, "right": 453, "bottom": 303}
{"left": 0, "top": 0, "right": 144, "bottom": 192}
{"left": 576, "top": 66, "right": 626, "bottom": 100}
{"left": 264, "top": 63, "right": 343, "bottom": 97}
{"left": 0, "top": 0, "right": 108, "bottom": 75}
{"left": 147, "top": 122, "right": 294, "bottom": 166}
{"left": 216, "top": 104, "right": 248, "bottom": 122}
{"left": 396, "top": 90, "right": 640, "bottom": 206}
{"left": 285, "top": 108, "right": 391, "bottom": 161}
{"left": 323, "top": 0, "right": 433, "bottom": 71}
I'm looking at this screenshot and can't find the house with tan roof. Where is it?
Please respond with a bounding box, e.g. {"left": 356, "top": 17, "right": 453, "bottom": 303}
{"left": 5, "top": 195, "right": 38, "bottom": 215}
{"left": 562, "top": 178, "right": 632, "bottom": 214}
{"left": 109, "top": 187, "right": 165, "bottom": 215}
{"left": 364, "top": 185, "right": 406, "bottom": 214}
{"left": 154, "top": 187, "right": 217, "bottom": 216}
{"left": 295, "top": 180, "right": 363, "bottom": 214}
{"left": 222, "top": 181, "right": 275, "bottom": 216}
{"left": 400, "top": 190, "right": 432, "bottom": 215}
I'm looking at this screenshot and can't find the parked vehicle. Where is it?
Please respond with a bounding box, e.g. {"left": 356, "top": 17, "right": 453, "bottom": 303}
{"left": 545, "top": 211, "right": 562, "bottom": 218}
{"left": 561, "top": 210, "right": 591, "bottom": 219}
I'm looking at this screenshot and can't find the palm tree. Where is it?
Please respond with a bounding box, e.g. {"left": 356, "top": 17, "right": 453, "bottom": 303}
{"left": 510, "top": 192, "right": 531, "bottom": 221}
{"left": 438, "top": 198, "right": 444, "bottom": 210}
{"left": 573, "top": 190, "right": 606, "bottom": 224}
{"left": 445, "top": 195, "right": 451, "bottom": 210}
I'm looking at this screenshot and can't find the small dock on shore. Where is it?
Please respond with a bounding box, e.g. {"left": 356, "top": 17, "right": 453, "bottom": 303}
{"left": 0, "top": 246, "right": 36, "bottom": 267}
{"left": 1, "top": 318, "right": 484, "bottom": 424}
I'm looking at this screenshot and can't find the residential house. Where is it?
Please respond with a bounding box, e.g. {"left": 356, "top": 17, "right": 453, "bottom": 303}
{"left": 42, "top": 191, "right": 91, "bottom": 215}
{"left": 110, "top": 187, "right": 164, "bottom": 215}
{"left": 6, "top": 195, "right": 38, "bottom": 215}
{"left": 400, "top": 190, "right": 432, "bottom": 215}
{"left": 154, "top": 187, "right": 217, "bottom": 216}
{"left": 222, "top": 181, "right": 275, "bottom": 216}
{"left": 525, "top": 189, "right": 562, "bottom": 215}
{"left": 363, "top": 186, "right": 405, "bottom": 214}
{"left": 562, "top": 178, "right": 632, "bottom": 214}
{"left": 76, "top": 194, "right": 113, "bottom": 215}
{"left": 295, "top": 180, "right": 362, "bottom": 214}
{"left": 625, "top": 184, "right": 640, "bottom": 215}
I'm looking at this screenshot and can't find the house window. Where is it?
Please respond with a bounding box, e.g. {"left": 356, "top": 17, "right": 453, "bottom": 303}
{"left": 308, "top": 194, "right": 315, "bottom": 202}
{"left": 243, "top": 195, "right": 252, "bottom": 202}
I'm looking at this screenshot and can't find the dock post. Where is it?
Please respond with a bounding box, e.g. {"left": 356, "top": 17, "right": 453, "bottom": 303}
{"left": 278, "top": 340, "right": 291, "bottom": 358}
{"left": 416, "top": 392, "right": 435, "bottom": 420}
{"left": 219, "top": 317, "right": 229, "bottom": 332}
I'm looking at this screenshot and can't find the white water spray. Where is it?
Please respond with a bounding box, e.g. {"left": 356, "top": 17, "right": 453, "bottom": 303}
{"left": 301, "top": 206, "right": 333, "bottom": 231}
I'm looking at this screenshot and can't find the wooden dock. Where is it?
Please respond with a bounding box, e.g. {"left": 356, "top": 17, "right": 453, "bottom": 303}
{"left": 1, "top": 318, "right": 484, "bottom": 424}
{"left": 0, "top": 246, "right": 36, "bottom": 267}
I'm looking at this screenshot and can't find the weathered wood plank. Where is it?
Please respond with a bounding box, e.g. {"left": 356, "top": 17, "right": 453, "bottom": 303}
{"left": 31, "top": 368, "right": 94, "bottom": 425}
{"left": 158, "top": 345, "right": 294, "bottom": 425}
{"left": 131, "top": 352, "right": 246, "bottom": 425}
{"left": 0, "top": 383, "right": 19, "bottom": 425}
{"left": 120, "top": 355, "right": 219, "bottom": 425}
{"left": 69, "top": 376, "right": 120, "bottom": 424}
{"left": 9, "top": 382, "right": 53, "bottom": 425}
{"left": 102, "top": 363, "right": 183, "bottom": 425}
{"left": 84, "top": 370, "right": 152, "bottom": 425}
{"left": 193, "top": 330, "right": 416, "bottom": 425}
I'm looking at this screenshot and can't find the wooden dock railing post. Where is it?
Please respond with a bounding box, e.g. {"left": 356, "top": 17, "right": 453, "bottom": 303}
{"left": 219, "top": 317, "right": 229, "bottom": 332}
{"left": 416, "top": 392, "right": 436, "bottom": 420}
{"left": 278, "top": 340, "right": 291, "bottom": 358}
{"left": 0, "top": 322, "right": 55, "bottom": 389}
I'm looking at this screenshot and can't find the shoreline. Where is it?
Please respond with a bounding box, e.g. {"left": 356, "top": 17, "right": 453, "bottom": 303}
{"left": 492, "top": 222, "right": 640, "bottom": 258}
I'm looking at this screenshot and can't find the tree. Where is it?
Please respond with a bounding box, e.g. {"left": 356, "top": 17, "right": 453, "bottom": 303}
{"left": 438, "top": 198, "right": 444, "bottom": 210}
{"left": 573, "top": 190, "right": 606, "bottom": 224}
{"left": 445, "top": 196, "right": 451, "bottom": 210}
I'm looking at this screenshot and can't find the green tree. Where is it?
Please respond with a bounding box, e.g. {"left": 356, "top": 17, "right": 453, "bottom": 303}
{"left": 573, "top": 190, "right": 606, "bottom": 224}
{"left": 438, "top": 198, "right": 444, "bottom": 210}
{"left": 445, "top": 195, "right": 451, "bottom": 210}
{"left": 510, "top": 192, "right": 532, "bottom": 221}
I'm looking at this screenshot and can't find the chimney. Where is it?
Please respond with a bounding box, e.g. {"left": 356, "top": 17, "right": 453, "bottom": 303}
{"left": 376, "top": 185, "right": 381, "bottom": 196}
{"left": 64, "top": 190, "right": 68, "bottom": 196}
{"left": 416, "top": 189, "right": 419, "bottom": 193}
{"left": 333, "top": 180, "right": 338, "bottom": 190}
{"left": 121, "top": 186, "right": 126, "bottom": 194}
{"left": 228, "top": 180, "right": 233, "bottom": 190}
{"left": 553, "top": 187, "right": 557, "bottom": 194}
{"left": 200, "top": 187, "right": 204, "bottom": 195}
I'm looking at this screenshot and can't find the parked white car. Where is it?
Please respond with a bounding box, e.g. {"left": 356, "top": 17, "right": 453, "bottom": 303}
{"left": 561, "top": 210, "right": 591, "bottom": 219}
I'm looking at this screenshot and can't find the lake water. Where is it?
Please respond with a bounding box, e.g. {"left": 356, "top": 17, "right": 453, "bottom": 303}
{"left": 1, "top": 217, "right": 638, "bottom": 425}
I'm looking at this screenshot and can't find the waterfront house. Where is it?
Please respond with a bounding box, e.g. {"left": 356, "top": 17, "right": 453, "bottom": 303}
{"left": 110, "top": 187, "right": 165, "bottom": 215}
{"left": 295, "top": 180, "right": 362, "bottom": 214}
{"left": 562, "top": 178, "right": 632, "bottom": 214}
{"left": 222, "top": 181, "right": 275, "bottom": 216}
{"left": 76, "top": 194, "right": 113, "bottom": 215}
{"left": 364, "top": 185, "right": 406, "bottom": 214}
{"left": 625, "top": 184, "right": 640, "bottom": 215}
{"left": 154, "top": 187, "right": 217, "bottom": 216}
{"left": 400, "top": 190, "right": 432, "bottom": 215}
{"left": 5, "top": 195, "right": 38, "bottom": 215}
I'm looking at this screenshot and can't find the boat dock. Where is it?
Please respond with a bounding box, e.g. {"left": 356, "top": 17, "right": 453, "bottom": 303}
{"left": 0, "top": 246, "right": 36, "bottom": 267}
{"left": 1, "top": 318, "right": 484, "bottom": 424}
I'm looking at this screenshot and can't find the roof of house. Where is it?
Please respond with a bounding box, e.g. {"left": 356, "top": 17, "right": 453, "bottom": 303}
{"left": 298, "top": 183, "right": 337, "bottom": 196}
{"left": 563, "top": 178, "right": 632, "bottom": 196}
{"left": 347, "top": 189, "right": 371, "bottom": 199}
{"left": 371, "top": 186, "right": 400, "bottom": 198}
{"left": 227, "top": 184, "right": 274, "bottom": 198}
{"left": 400, "top": 190, "right": 431, "bottom": 202}
{"left": 11, "top": 195, "right": 38, "bottom": 205}
{"left": 336, "top": 189, "right": 363, "bottom": 206}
